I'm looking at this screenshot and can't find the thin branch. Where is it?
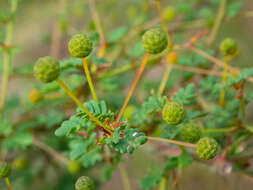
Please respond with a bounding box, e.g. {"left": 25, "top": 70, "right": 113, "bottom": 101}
{"left": 33, "top": 137, "right": 70, "bottom": 165}
{"left": 119, "top": 163, "right": 131, "bottom": 190}
{"left": 116, "top": 54, "right": 150, "bottom": 123}
{"left": 147, "top": 136, "right": 197, "bottom": 148}
{"left": 207, "top": 0, "right": 227, "bottom": 45}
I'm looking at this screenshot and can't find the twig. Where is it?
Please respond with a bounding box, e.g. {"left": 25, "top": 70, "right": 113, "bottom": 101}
{"left": 207, "top": 0, "right": 227, "bottom": 45}
{"left": 33, "top": 137, "right": 70, "bottom": 165}
{"left": 119, "top": 163, "right": 131, "bottom": 190}
{"left": 116, "top": 54, "right": 150, "bottom": 123}
{"left": 5, "top": 177, "right": 12, "bottom": 190}
{"left": 0, "top": 0, "right": 18, "bottom": 113}
{"left": 147, "top": 136, "right": 197, "bottom": 148}
{"left": 56, "top": 78, "right": 113, "bottom": 134}
{"left": 187, "top": 46, "right": 253, "bottom": 84}
{"left": 88, "top": 0, "right": 106, "bottom": 57}
{"left": 82, "top": 58, "right": 98, "bottom": 102}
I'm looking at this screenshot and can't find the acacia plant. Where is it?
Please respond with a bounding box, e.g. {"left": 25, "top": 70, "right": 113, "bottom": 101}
{"left": 1, "top": 0, "right": 253, "bottom": 189}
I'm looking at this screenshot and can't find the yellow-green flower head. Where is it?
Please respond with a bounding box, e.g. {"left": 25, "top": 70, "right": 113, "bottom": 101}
{"left": 181, "top": 123, "right": 202, "bottom": 143}
{"left": 68, "top": 34, "right": 93, "bottom": 58}
{"left": 0, "top": 162, "right": 11, "bottom": 178}
{"left": 162, "top": 102, "right": 186, "bottom": 125}
{"left": 142, "top": 28, "right": 168, "bottom": 54}
{"left": 163, "top": 7, "right": 176, "bottom": 21}
{"left": 28, "top": 89, "right": 44, "bottom": 103}
{"left": 75, "top": 176, "right": 95, "bottom": 190}
{"left": 68, "top": 160, "right": 81, "bottom": 175}
{"left": 12, "top": 157, "right": 28, "bottom": 170}
{"left": 34, "top": 56, "right": 60, "bottom": 83}
{"left": 220, "top": 38, "right": 238, "bottom": 56}
{"left": 196, "top": 137, "right": 219, "bottom": 160}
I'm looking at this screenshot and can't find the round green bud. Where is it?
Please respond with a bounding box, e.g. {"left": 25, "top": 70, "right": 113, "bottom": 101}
{"left": 34, "top": 56, "right": 60, "bottom": 83}
{"left": 196, "top": 137, "right": 219, "bottom": 160}
{"left": 181, "top": 123, "right": 202, "bottom": 143}
{"left": 28, "top": 89, "right": 44, "bottom": 103}
{"left": 68, "top": 34, "right": 93, "bottom": 58}
{"left": 162, "top": 102, "right": 186, "bottom": 125}
{"left": 123, "top": 105, "right": 136, "bottom": 120}
{"left": 0, "top": 162, "right": 11, "bottom": 178}
{"left": 68, "top": 161, "right": 82, "bottom": 175}
{"left": 220, "top": 38, "right": 238, "bottom": 56}
{"left": 163, "top": 7, "right": 176, "bottom": 21}
{"left": 75, "top": 176, "right": 95, "bottom": 190}
{"left": 12, "top": 157, "right": 28, "bottom": 170}
{"left": 142, "top": 28, "right": 168, "bottom": 54}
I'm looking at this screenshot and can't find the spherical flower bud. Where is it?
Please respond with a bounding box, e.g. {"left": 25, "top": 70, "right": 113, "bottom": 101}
{"left": 123, "top": 105, "right": 136, "bottom": 120}
{"left": 196, "top": 137, "right": 219, "bottom": 160}
{"left": 162, "top": 102, "right": 186, "bottom": 125}
{"left": 12, "top": 157, "right": 28, "bottom": 170}
{"left": 220, "top": 38, "right": 238, "bottom": 56}
{"left": 167, "top": 52, "right": 178, "bottom": 64}
{"left": 75, "top": 176, "right": 95, "bottom": 190}
{"left": 181, "top": 123, "right": 202, "bottom": 143}
{"left": 68, "top": 160, "right": 82, "bottom": 175}
{"left": 163, "top": 7, "right": 176, "bottom": 21}
{"left": 0, "top": 162, "right": 11, "bottom": 178}
{"left": 142, "top": 28, "right": 168, "bottom": 54}
{"left": 28, "top": 89, "right": 44, "bottom": 103}
{"left": 34, "top": 56, "right": 60, "bottom": 83}
{"left": 68, "top": 34, "right": 93, "bottom": 58}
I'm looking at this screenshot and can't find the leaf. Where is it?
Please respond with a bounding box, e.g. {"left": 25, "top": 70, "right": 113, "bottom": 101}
{"left": 80, "top": 146, "right": 102, "bottom": 167}
{"left": 185, "top": 111, "right": 208, "bottom": 121}
{"left": 108, "top": 127, "right": 147, "bottom": 154}
{"left": 172, "top": 83, "right": 196, "bottom": 105}
{"left": 226, "top": 68, "right": 253, "bottom": 87}
{"left": 108, "top": 26, "right": 128, "bottom": 43}
{"left": 55, "top": 116, "right": 84, "bottom": 137}
{"left": 227, "top": 2, "right": 242, "bottom": 18}
{"left": 76, "top": 100, "right": 114, "bottom": 123}
{"left": 127, "top": 42, "right": 145, "bottom": 58}
{"left": 69, "top": 133, "right": 97, "bottom": 160}
{"left": 178, "top": 151, "right": 192, "bottom": 172}
{"left": 143, "top": 96, "right": 167, "bottom": 114}
{"left": 3, "top": 132, "right": 33, "bottom": 149}
{"left": 0, "top": 117, "right": 12, "bottom": 135}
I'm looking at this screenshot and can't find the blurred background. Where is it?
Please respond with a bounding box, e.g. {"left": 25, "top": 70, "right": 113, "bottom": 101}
{"left": 0, "top": 0, "right": 253, "bottom": 189}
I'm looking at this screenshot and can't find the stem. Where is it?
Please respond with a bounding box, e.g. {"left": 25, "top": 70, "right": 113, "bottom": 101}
{"left": 56, "top": 78, "right": 113, "bottom": 134}
{"left": 33, "top": 138, "right": 70, "bottom": 165}
{"left": 159, "top": 176, "right": 167, "bottom": 190}
{"left": 202, "top": 127, "right": 237, "bottom": 133}
{"left": 188, "top": 46, "right": 253, "bottom": 84}
{"left": 147, "top": 136, "right": 197, "bottom": 148}
{"left": 219, "top": 56, "right": 229, "bottom": 107}
{"left": 240, "top": 99, "right": 246, "bottom": 120}
{"left": 88, "top": 0, "right": 106, "bottom": 57}
{"left": 5, "top": 177, "right": 12, "bottom": 190}
{"left": 119, "top": 163, "right": 131, "bottom": 190}
{"left": 207, "top": 0, "right": 227, "bottom": 45}
{"left": 50, "top": 0, "right": 66, "bottom": 59}
{"left": 158, "top": 58, "right": 174, "bottom": 95}
{"left": 0, "top": 0, "right": 18, "bottom": 113}
{"left": 116, "top": 54, "right": 150, "bottom": 123}
{"left": 155, "top": 0, "right": 172, "bottom": 47}
{"left": 82, "top": 58, "right": 98, "bottom": 102}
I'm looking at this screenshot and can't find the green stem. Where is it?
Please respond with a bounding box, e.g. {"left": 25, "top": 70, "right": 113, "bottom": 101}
{"left": 5, "top": 177, "right": 12, "bottom": 190}
{"left": 159, "top": 176, "right": 167, "bottom": 190}
{"left": 0, "top": 0, "right": 18, "bottom": 113}
{"left": 202, "top": 127, "right": 237, "bottom": 133}
{"left": 147, "top": 136, "right": 196, "bottom": 148}
{"left": 207, "top": 0, "right": 227, "bottom": 45}
{"left": 119, "top": 163, "right": 131, "bottom": 190}
{"left": 82, "top": 58, "right": 98, "bottom": 102}
{"left": 56, "top": 78, "right": 113, "bottom": 134}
